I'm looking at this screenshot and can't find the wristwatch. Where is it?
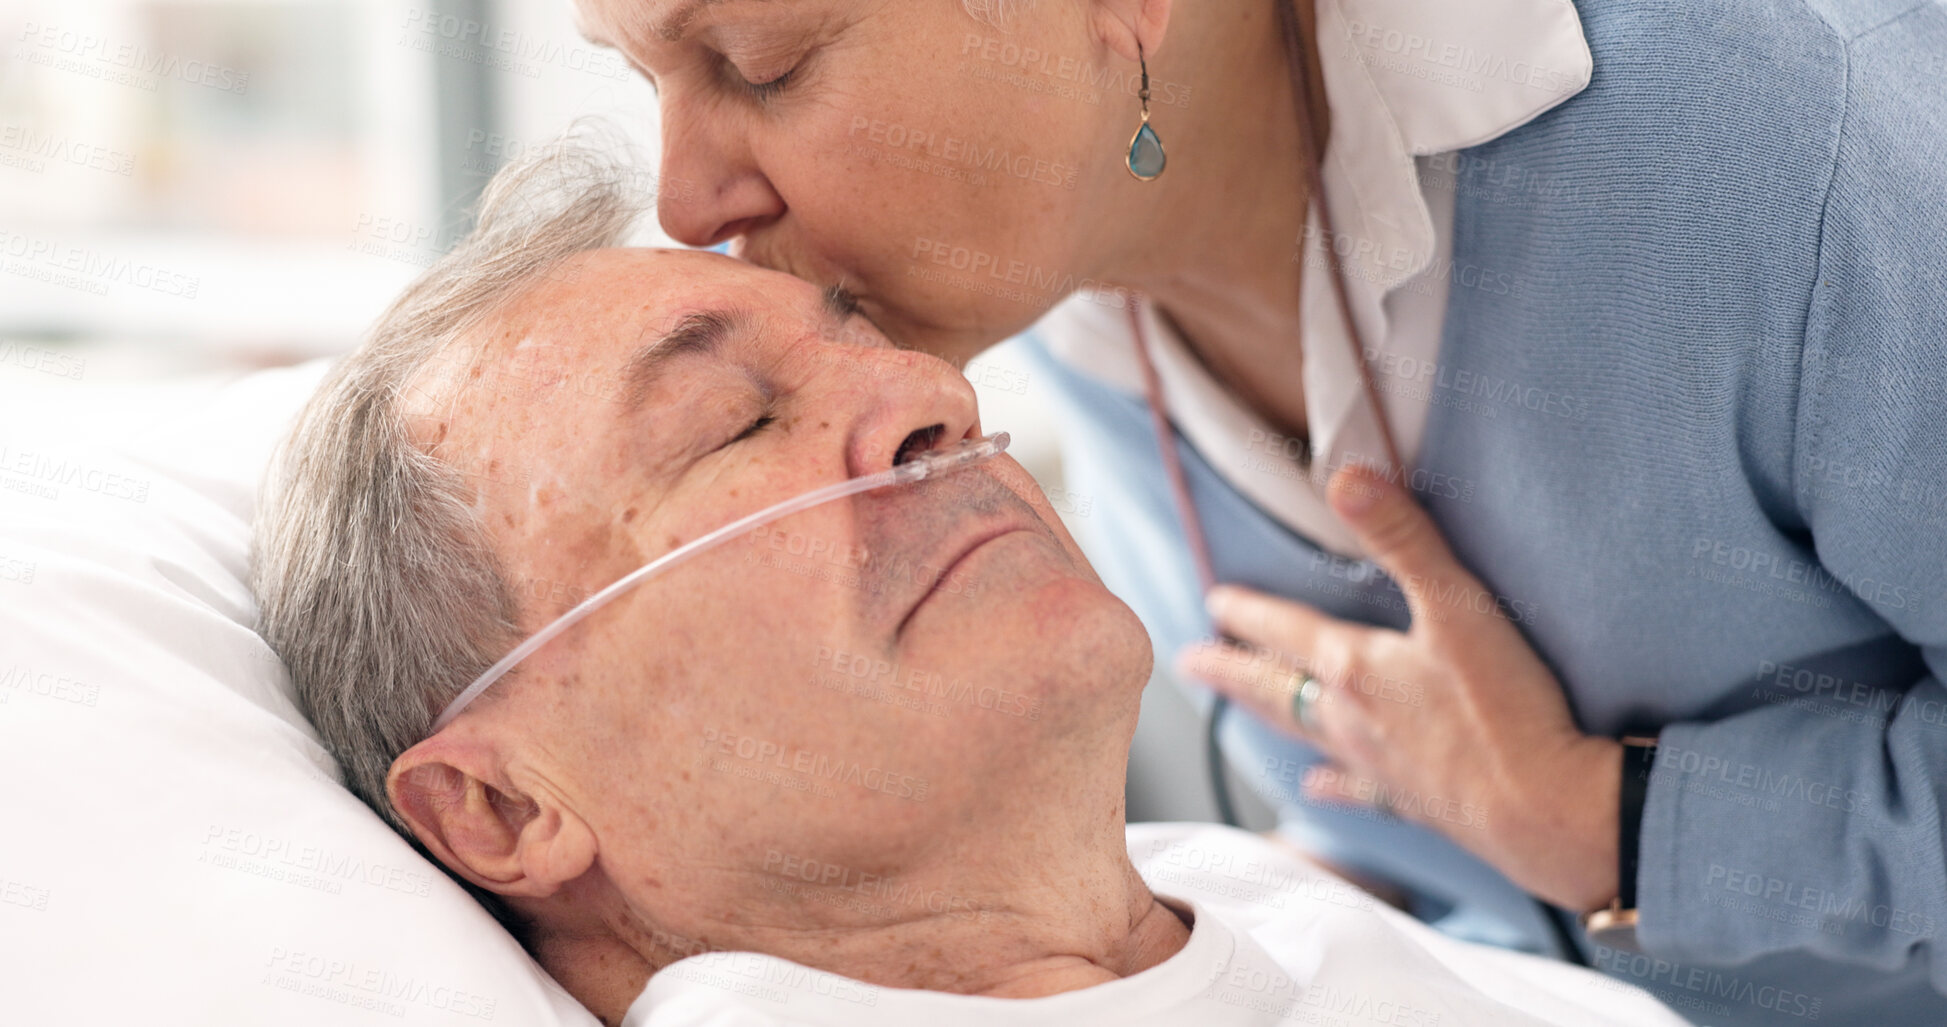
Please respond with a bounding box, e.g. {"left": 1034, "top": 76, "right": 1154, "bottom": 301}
{"left": 1582, "top": 734, "right": 1660, "bottom": 946}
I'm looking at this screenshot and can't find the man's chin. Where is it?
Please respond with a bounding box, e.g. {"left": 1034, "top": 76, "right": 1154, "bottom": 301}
{"left": 904, "top": 542, "right": 1151, "bottom": 723}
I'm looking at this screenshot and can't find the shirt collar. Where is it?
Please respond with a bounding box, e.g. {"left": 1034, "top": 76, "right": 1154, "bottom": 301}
{"left": 1340, "top": 0, "right": 1595, "bottom": 156}
{"left": 1039, "top": 0, "right": 1593, "bottom": 384}
{"left": 1313, "top": 0, "right": 1594, "bottom": 295}
{"left": 1033, "top": 2, "right": 1591, "bottom": 556}
{"left": 1299, "top": 0, "right": 1591, "bottom": 502}
{"left": 622, "top": 896, "right": 1244, "bottom": 1026}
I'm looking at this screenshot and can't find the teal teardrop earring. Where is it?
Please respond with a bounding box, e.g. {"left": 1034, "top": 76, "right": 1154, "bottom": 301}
{"left": 1126, "top": 43, "right": 1167, "bottom": 181}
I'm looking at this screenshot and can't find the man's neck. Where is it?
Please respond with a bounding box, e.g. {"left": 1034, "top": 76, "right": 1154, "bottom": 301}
{"left": 961, "top": 893, "right": 1193, "bottom": 998}
{"left": 539, "top": 813, "right": 1190, "bottom": 1024}
{"left": 811, "top": 857, "right": 1191, "bottom": 999}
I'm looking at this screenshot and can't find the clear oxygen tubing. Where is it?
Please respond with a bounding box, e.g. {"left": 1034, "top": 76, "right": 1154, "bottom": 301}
{"left": 427, "top": 432, "right": 1012, "bottom": 734}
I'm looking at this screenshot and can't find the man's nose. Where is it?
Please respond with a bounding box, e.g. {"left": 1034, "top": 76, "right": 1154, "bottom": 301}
{"left": 845, "top": 352, "right": 981, "bottom": 479}
{"left": 655, "top": 99, "right": 784, "bottom": 248}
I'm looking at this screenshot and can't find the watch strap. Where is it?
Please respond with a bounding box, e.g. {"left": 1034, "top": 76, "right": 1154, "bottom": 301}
{"left": 1618, "top": 735, "right": 1659, "bottom": 909}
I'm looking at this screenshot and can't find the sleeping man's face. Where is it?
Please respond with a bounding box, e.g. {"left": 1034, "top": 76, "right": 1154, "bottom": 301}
{"left": 386, "top": 248, "right": 1151, "bottom": 967}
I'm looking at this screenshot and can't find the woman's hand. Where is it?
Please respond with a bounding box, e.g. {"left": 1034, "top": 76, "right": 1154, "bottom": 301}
{"left": 1178, "top": 465, "right": 1622, "bottom": 913}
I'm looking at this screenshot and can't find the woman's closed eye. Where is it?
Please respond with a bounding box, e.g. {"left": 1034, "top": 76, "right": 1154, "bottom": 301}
{"left": 738, "top": 66, "right": 794, "bottom": 102}
{"left": 719, "top": 47, "right": 802, "bottom": 103}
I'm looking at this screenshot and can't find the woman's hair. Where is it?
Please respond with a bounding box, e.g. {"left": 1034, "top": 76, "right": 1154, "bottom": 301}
{"left": 962, "top": 0, "right": 1036, "bottom": 28}
{"left": 251, "top": 128, "right": 646, "bottom": 943}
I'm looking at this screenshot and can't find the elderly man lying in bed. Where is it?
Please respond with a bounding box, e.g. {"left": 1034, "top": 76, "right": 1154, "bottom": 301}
{"left": 252, "top": 146, "right": 1683, "bottom": 1027}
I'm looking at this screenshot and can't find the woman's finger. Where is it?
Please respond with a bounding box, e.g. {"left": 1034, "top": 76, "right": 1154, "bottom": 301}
{"left": 1176, "top": 638, "right": 1334, "bottom": 743}
{"left": 1175, "top": 640, "right": 1309, "bottom": 738}
{"left": 1204, "top": 584, "right": 1341, "bottom": 656}
{"left": 1300, "top": 763, "right": 1389, "bottom": 812}
{"left": 1325, "top": 464, "right": 1488, "bottom": 631}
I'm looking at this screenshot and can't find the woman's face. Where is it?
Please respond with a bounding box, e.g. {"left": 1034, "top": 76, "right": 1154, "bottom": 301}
{"left": 577, "top": 0, "right": 1161, "bottom": 363}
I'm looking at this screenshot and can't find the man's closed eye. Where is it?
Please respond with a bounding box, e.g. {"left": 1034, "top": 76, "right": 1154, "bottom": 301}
{"left": 726, "top": 413, "right": 776, "bottom": 448}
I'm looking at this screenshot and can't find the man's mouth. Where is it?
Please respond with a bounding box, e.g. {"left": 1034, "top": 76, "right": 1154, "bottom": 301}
{"left": 894, "top": 522, "right": 1032, "bottom": 636}
{"left": 878, "top": 459, "right": 1057, "bottom": 635}
{"left": 935, "top": 524, "right": 1028, "bottom": 586}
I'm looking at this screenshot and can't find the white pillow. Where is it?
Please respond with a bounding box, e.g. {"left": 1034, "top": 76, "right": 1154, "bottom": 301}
{"left": 0, "top": 361, "right": 599, "bottom": 1027}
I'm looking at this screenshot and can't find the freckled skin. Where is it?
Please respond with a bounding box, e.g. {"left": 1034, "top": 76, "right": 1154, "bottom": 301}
{"left": 578, "top": 0, "right": 1328, "bottom": 448}
{"left": 575, "top": 0, "right": 1157, "bottom": 365}
{"left": 389, "top": 248, "right": 1158, "bottom": 1018}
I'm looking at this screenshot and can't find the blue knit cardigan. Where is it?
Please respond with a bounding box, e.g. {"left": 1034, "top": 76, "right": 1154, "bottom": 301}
{"left": 1021, "top": 1, "right": 1947, "bottom": 1022}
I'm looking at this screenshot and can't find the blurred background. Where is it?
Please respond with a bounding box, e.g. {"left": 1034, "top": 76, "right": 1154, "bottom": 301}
{"left": 1, "top": 0, "right": 663, "bottom": 373}
{"left": 0, "top": 0, "right": 1262, "bottom": 827}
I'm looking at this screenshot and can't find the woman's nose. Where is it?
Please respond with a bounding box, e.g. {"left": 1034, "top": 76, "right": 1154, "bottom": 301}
{"left": 655, "top": 100, "right": 785, "bottom": 248}
{"left": 845, "top": 351, "right": 982, "bottom": 479}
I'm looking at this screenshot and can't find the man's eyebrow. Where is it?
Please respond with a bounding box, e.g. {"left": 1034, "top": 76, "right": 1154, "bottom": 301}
{"left": 618, "top": 309, "right": 742, "bottom": 412}
{"left": 821, "top": 283, "right": 861, "bottom": 330}
{"left": 655, "top": 0, "right": 771, "bottom": 41}
{"left": 820, "top": 282, "right": 904, "bottom": 349}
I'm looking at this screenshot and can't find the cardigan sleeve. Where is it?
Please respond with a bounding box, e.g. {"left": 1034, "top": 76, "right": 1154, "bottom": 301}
{"left": 1633, "top": 3, "right": 1947, "bottom": 990}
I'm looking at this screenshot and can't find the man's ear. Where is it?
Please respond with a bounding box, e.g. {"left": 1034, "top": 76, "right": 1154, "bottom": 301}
{"left": 1090, "top": 0, "right": 1173, "bottom": 65}
{"left": 388, "top": 737, "right": 598, "bottom": 900}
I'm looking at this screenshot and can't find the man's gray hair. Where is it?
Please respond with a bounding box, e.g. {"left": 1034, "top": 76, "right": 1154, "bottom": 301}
{"left": 252, "top": 134, "right": 646, "bottom": 940}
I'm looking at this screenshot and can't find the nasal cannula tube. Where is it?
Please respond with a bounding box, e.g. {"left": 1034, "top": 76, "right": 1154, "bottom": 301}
{"left": 428, "top": 432, "right": 1011, "bottom": 734}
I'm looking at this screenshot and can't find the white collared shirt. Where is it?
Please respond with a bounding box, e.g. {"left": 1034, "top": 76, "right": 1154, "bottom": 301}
{"left": 621, "top": 824, "right": 1687, "bottom": 1026}
{"left": 1037, "top": 0, "right": 1593, "bottom": 557}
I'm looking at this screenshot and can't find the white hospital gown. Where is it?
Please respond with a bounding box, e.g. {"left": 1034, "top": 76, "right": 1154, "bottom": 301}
{"left": 622, "top": 823, "right": 1687, "bottom": 1026}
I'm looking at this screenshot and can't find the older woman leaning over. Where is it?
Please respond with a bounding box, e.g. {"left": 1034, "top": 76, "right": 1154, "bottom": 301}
{"left": 574, "top": 1, "right": 1947, "bottom": 1022}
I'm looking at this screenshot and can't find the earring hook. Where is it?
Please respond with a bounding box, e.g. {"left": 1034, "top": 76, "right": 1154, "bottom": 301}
{"left": 1126, "top": 41, "right": 1167, "bottom": 180}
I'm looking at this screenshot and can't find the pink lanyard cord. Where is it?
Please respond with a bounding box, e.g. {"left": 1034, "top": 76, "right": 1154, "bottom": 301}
{"left": 1125, "top": 279, "right": 1402, "bottom": 598}
{"left": 1130, "top": 305, "right": 1221, "bottom": 595}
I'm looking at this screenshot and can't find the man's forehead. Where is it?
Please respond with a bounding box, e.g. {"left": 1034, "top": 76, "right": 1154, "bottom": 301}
{"left": 475, "top": 247, "right": 740, "bottom": 371}
{"left": 408, "top": 247, "right": 812, "bottom": 428}
{"left": 525, "top": 246, "right": 692, "bottom": 325}
{"left": 396, "top": 250, "right": 654, "bottom": 431}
